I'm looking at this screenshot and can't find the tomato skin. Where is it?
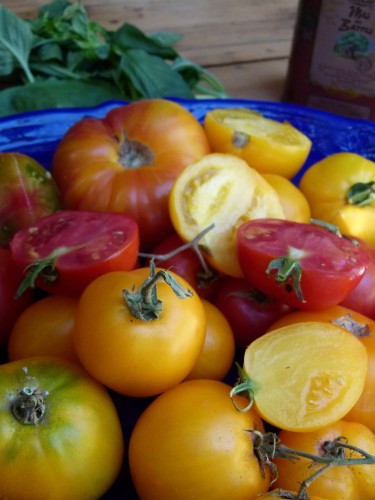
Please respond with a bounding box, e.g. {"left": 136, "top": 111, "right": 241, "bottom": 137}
{"left": 237, "top": 218, "right": 369, "bottom": 310}
{"left": 0, "top": 248, "right": 33, "bottom": 349}
{"left": 214, "top": 277, "right": 293, "bottom": 349}
{"left": 129, "top": 379, "right": 270, "bottom": 499}
{"left": 73, "top": 267, "right": 206, "bottom": 397}
{"left": 0, "top": 152, "right": 62, "bottom": 247}
{"left": 273, "top": 420, "right": 375, "bottom": 499}
{"left": 0, "top": 356, "right": 124, "bottom": 500}
{"left": 8, "top": 294, "right": 80, "bottom": 364}
{"left": 341, "top": 239, "right": 375, "bottom": 319}
{"left": 10, "top": 210, "right": 140, "bottom": 296}
{"left": 52, "top": 99, "right": 211, "bottom": 251}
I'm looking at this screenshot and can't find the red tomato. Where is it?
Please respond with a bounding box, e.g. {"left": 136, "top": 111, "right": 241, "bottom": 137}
{"left": 0, "top": 248, "right": 33, "bottom": 349}
{"left": 10, "top": 210, "right": 139, "bottom": 296}
{"left": 237, "top": 218, "right": 369, "bottom": 310}
{"left": 341, "top": 239, "right": 375, "bottom": 319}
{"left": 214, "top": 276, "right": 293, "bottom": 349}
{"left": 0, "top": 152, "right": 61, "bottom": 247}
{"left": 52, "top": 99, "right": 211, "bottom": 250}
{"left": 147, "top": 233, "right": 221, "bottom": 301}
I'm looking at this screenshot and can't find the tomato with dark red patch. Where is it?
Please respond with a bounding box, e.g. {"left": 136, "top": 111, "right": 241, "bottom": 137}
{"left": 10, "top": 210, "right": 139, "bottom": 296}
{"left": 236, "top": 218, "right": 369, "bottom": 310}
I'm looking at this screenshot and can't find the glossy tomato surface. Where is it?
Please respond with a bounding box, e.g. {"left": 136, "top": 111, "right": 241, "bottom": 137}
{"left": 237, "top": 218, "right": 369, "bottom": 310}
{"left": 0, "top": 247, "right": 33, "bottom": 349}
{"left": 52, "top": 99, "right": 211, "bottom": 251}
{"left": 0, "top": 357, "right": 124, "bottom": 500}
{"left": 10, "top": 209, "right": 139, "bottom": 296}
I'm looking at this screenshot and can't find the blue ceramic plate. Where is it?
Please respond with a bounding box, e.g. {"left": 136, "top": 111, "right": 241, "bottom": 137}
{"left": 1, "top": 98, "right": 375, "bottom": 184}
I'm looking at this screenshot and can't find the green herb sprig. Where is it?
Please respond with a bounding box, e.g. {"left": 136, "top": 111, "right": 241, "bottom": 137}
{"left": 0, "top": 0, "right": 227, "bottom": 116}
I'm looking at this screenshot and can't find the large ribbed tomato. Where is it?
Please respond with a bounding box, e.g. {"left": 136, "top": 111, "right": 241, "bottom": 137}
{"left": 52, "top": 99, "right": 211, "bottom": 250}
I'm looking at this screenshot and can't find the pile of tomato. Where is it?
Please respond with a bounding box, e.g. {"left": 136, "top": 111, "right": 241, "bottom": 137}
{"left": 1, "top": 98, "right": 375, "bottom": 500}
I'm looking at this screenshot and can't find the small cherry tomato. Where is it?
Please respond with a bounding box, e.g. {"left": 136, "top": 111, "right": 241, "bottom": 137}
{"left": 129, "top": 379, "right": 271, "bottom": 499}
{"left": 185, "top": 299, "right": 235, "bottom": 381}
{"left": 8, "top": 294, "right": 80, "bottom": 364}
{"left": 73, "top": 265, "right": 206, "bottom": 397}
{"left": 237, "top": 218, "right": 369, "bottom": 310}
{"left": 10, "top": 209, "right": 139, "bottom": 296}
{"left": 214, "top": 276, "right": 293, "bottom": 349}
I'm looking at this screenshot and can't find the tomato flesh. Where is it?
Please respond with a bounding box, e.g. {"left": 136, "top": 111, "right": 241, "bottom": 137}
{"left": 10, "top": 210, "right": 140, "bottom": 295}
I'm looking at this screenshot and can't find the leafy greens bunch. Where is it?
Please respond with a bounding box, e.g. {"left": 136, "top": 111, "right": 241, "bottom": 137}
{"left": 0, "top": 0, "right": 226, "bottom": 116}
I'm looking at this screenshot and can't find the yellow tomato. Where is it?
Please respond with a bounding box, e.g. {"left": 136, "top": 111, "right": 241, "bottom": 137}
{"left": 203, "top": 107, "right": 312, "bottom": 178}
{"left": 299, "top": 152, "right": 375, "bottom": 246}
{"left": 267, "top": 304, "right": 375, "bottom": 433}
{"left": 240, "top": 321, "right": 368, "bottom": 432}
{"left": 273, "top": 420, "right": 375, "bottom": 499}
{"left": 185, "top": 299, "right": 235, "bottom": 381}
{"left": 263, "top": 173, "right": 311, "bottom": 223}
{"left": 169, "top": 152, "right": 285, "bottom": 278}
{"left": 8, "top": 295, "right": 80, "bottom": 364}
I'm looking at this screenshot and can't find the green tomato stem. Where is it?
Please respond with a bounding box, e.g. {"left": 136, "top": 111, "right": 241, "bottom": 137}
{"left": 347, "top": 181, "right": 375, "bottom": 206}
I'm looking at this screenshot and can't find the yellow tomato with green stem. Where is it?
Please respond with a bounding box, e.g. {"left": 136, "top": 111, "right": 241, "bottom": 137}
{"left": 299, "top": 152, "right": 375, "bottom": 247}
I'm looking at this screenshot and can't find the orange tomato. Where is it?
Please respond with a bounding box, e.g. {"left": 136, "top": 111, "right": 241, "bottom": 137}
{"left": 8, "top": 294, "right": 80, "bottom": 364}
{"left": 185, "top": 299, "right": 235, "bottom": 381}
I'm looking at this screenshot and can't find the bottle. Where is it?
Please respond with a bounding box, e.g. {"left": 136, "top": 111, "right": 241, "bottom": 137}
{"left": 283, "top": 0, "right": 375, "bottom": 120}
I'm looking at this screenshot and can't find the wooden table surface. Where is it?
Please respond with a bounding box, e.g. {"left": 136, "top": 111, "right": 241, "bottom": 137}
{"left": 4, "top": 0, "right": 300, "bottom": 102}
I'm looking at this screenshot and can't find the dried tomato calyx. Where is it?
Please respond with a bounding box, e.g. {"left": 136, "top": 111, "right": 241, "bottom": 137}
{"left": 119, "top": 136, "right": 155, "bottom": 169}
{"left": 122, "top": 260, "right": 193, "bottom": 322}
{"left": 266, "top": 248, "right": 305, "bottom": 303}
{"left": 347, "top": 181, "right": 375, "bottom": 206}
{"left": 11, "top": 386, "right": 48, "bottom": 425}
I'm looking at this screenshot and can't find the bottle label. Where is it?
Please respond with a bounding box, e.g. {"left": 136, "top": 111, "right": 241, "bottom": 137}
{"left": 309, "top": 0, "right": 375, "bottom": 98}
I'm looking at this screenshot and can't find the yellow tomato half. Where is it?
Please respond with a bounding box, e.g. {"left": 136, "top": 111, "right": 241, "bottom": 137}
{"left": 169, "top": 152, "right": 285, "bottom": 277}
{"left": 203, "top": 107, "right": 312, "bottom": 178}
{"left": 241, "top": 321, "right": 368, "bottom": 432}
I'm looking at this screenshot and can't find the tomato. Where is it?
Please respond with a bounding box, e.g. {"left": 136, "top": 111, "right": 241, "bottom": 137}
{"left": 267, "top": 304, "right": 375, "bottom": 433}
{"left": 299, "top": 152, "right": 375, "bottom": 247}
{"left": 203, "top": 107, "right": 312, "bottom": 178}
{"left": 128, "top": 379, "right": 271, "bottom": 499}
{"left": 169, "top": 153, "right": 285, "bottom": 278}
{"left": 8, "top": 294, "right": 80, "bottom": 364}
{"left": 273, "top": 420, "right": 375, "bottom": 499}
{"left": 0, "top": 356, "right": 124, "bottom": 500}
{"left": 52, "top": 99, "right": 211, "bottom": 251}
{"left": 0, "top": 247, "right": 33, "bottom": 350}
{"left": 214, "top": 277, "right": 293, "bottom": 350}
{"left": 0, "top": 152, "right": 62, "bottom": 247}
{"left": 73, "top": 265, "right": 206, "bottom": 397}
{"left": 261, "top": 491, "right": 327, "bottom": 500}
{"left": 185, "top": 299, "right": 235, "bottom": 381}
{"left": 237, "top": 218, "right": 369, "bottom": 310}
{"left": 147, "top": 233, "right": 220, "bottom": 301}
{"left": 238, "top": 321, "right": 368, "bottom": 431}
{"left": 262, "top": 173, "right": 311, "bottom": 223}
{"left": 10, "top": 209, "right": 139, "bottom": 296}
{"left": 341, "top": 239, "right": 375, "bottom": 319}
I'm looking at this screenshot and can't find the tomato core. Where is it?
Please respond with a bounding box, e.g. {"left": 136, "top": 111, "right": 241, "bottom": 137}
{"left": 11, "top": 386, "right": 47, "bottom": 425}
{"left": 119, "top": 138, "right": 155, "bottom": 169}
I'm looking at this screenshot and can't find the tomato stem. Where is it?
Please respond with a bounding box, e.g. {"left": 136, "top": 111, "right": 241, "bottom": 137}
{"left": 11, "top": 386, "right": 48, "bottom": 425}
{"left": 347, "top": 181, "right": 375, "bottom": 206}
{"left": 249, "top": 430, "right": 375, "bottom": 499}
{"left": 229, "top": 362, "right": 256, "bottom": 412}
{"left": 122, "top": 260, "right": 193, "bottom": 321}
{"left": 266, "top": 254, "right": 305, "bottom": 303}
